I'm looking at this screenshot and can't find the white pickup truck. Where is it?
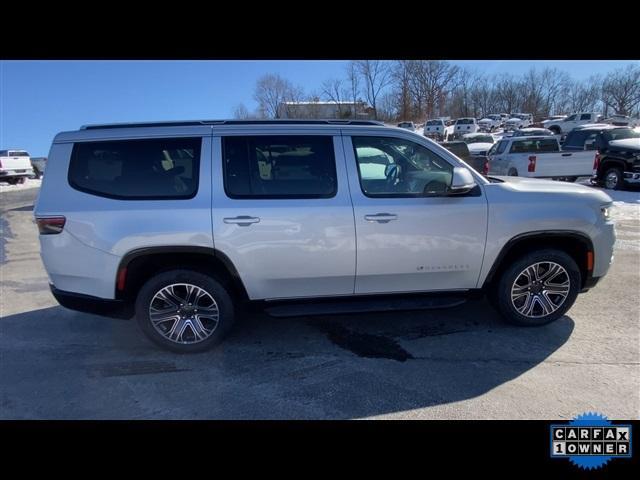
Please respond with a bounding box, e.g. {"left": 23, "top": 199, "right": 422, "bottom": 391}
{"left": 504, "top": 113, "right": 534, "bottom": 131}
{"left": 542, "top": 112, "right": 603, "bottom": 135}
{"left": 0, "top": 150, "right": 34, "bottom": 184}
{"left": 487, "top": 135, "right": 595, "bottom": 179}
{"left": 478, "top": 114, "right": 502, "bottom": 132}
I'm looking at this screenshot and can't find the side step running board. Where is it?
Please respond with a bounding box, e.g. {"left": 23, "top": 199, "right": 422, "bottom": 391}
{"left": 264, "top": 294, "right": 468, "bottom": 318}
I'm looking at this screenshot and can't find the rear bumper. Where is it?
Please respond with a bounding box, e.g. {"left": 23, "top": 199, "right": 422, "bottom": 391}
{"left": 50, "top": 284, "right": 133, "bottom": 319}
{"left": 0, "top": 168, "right": 34, "bottom": 177}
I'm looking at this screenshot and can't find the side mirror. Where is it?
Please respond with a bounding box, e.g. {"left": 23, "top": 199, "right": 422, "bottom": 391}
{"left": 449, "top": 167, "right": 477, "bottom": 195}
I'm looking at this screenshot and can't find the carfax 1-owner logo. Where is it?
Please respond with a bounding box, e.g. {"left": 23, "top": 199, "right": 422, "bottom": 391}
{"left": 550, "top": 412, "right": 633, "bottom": 470}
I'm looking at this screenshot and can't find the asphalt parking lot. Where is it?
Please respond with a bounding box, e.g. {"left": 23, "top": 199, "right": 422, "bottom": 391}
{"left": 1, "top": 185, "right": 639, "bottom": 419}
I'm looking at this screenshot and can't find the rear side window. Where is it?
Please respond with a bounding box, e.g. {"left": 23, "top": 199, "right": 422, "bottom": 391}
{"left": 68, "top": 137, "right": 201, "bottom": 200}
{"left": 222, "top": 136, "right": 336, "bottom": 199}
{"left": 563, "top": 131, "right": 590, "bottom": 149}
{"left": 580, "top": 114, "right": 592, "bottom": 120}
{"left": 495, "top": 140, "right": 508, "bottom": 154}
{"left": 510, "top": 139, "right": 559, "bottom": 153}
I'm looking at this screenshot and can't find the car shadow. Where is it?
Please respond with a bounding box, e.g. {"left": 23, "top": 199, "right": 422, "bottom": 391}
{"left": 0, "top": 298, "right": 573, "bottom": 419}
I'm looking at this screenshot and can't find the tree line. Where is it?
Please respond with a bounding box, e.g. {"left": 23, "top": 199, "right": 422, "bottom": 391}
{"left": 234, "top": 61, "right": 640, "bottom": 122}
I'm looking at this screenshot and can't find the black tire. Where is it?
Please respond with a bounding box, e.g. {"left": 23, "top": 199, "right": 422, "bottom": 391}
{"left": 549, "top": 126, "right": 561, "bottom": 135}
{"left": 6, "top": 178, "right": 18, "bottom": 185}
{"left": 135, "top": 269, "right": 235, "bottom": 353}
{"left": 603, "top": 166, "right": 623, "bottom": 190}
{"left": 508, "top": 168, "right": 518, "bottom": 176}
{"left": 493, "top": 249, "right": 581, "bottom": 326}
{"left": 17, "top": 177, "right": 26, "bottom": 185}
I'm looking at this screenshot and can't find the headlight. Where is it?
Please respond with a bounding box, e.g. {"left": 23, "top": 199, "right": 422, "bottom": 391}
{"left": 601, "top": 205, "right": 612, "bottom": 221}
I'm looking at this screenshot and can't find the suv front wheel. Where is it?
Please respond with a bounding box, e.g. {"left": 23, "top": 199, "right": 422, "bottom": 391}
{"left": 494, "top": 249, "right": 580, "bottom": 326}
{"left": 135, "top": 269, "right": 235, "bottom": 353}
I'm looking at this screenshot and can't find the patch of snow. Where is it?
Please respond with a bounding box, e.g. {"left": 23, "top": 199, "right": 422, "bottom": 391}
{"left": 0, "top": 178, "right": 42, "bottom": 193}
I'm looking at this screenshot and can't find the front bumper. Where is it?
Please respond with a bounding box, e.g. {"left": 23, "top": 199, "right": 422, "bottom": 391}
{"left": 591, "top": 171, "right": 640, "bottom": 185}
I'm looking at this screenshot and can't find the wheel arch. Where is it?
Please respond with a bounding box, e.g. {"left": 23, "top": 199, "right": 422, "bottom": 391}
{"left": 598, "top": 157, "right": 626, "bottom": 178}
{"left": 115, "top": 246, "right": 249, "bottom": 303}
{"left": 482, "top": 231, "right": 594, "bottom": 291}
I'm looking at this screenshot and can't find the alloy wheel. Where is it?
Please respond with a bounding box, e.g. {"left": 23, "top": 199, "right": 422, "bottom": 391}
{"left": 510, "top": 262, "right": 570, "bottom": 318}
{"left": 149, "top": 283, "right": 220, "bottom": 344}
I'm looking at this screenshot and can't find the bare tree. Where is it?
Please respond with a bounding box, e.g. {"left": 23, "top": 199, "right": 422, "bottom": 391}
{"left": 494, "top": 74, "right": 523, "bottom": 115}
{"left": 232, "top": 103, "right": 251, "bottom": 119}
{"left": 562, "top": 77, "right": 602, "bottom": 114}
{"left": 253, "top": 73, "right": 304, "bottom": 119}
{"left": 354, "top": 60, "right": 393, "bottom": 120}
{"left": 601, "top": 64, "right": 640, "bottom": 116}
{"left": 408, "top": 61, "right": 460, "bottom": 119}
{"left": 321, "top": 78, "right": 347, "bottom": 116}
{"left": 346, "top": 61, "right": 361, "bottom": 118}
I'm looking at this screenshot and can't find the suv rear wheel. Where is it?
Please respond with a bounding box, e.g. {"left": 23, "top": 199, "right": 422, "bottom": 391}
{"left": 135, "top": 269, "right": 235, "bottom": 353}
{"left": 494, "top": 249, "right": 580, "bottom": 326}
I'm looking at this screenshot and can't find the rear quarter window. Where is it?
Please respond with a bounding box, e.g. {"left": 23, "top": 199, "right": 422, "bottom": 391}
{"left": 68, "top": 137, "right": 201, "bottom": 200}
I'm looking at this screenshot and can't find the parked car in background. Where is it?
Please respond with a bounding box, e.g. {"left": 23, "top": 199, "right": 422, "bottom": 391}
{"left": 423, "top": 119, "right": 447, "bottom": 140}
{"left": 589, "top": 129, "right": 640, "bottom": 190}
{"left": 487, "top": 135, "right": 595, "bottom": 180}
{"left": 30, "top": 157, "right": 47, "bottom": 179}
{"left": 0, "top": 149, "right": 34, "bottom": 184}
{"left": 601, "top": 114, "right": 639, "bottom": 128}
{"left": 478, "top": 114, "right": 502, "bottom": 132}
{"left": 543, "top": 112, "right": 602, "bottom": 135}
{"left": 461, "top": 133, "right": 496, "bottom": 156}
{"left": 397, "top": 121, "right": 416, "bottom": 131}
{"left": 504, "top": 114, "right": 534, "bottom": 131}
{"left": 509, "top": 128, "right": 555, "bottom": 137}
{"left": 499, "top": 114, "right": 510, "bottom": 125}
{"left": 453, "top": 118, "right": 479, "bottom": 139}
{"left": 440, "top": 140, "right": 489, "bottom": 175}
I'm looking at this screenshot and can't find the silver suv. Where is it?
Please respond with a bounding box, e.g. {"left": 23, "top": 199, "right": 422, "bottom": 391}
{"left": 34, "top": 119, "right": 616, "bottom": 352}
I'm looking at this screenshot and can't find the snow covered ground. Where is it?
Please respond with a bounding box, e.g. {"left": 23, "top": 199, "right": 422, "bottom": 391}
{"left": 578, "top": 179, "right": 640, "bottom": 251}
{"left": 0, "top": 178, "right": 42, "bottom": 193}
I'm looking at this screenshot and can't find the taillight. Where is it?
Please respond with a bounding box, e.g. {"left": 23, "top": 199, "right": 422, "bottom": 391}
{"left": 482, "top": 158, "right": 489, "bottom": 176}
{"left": 35, "top": 216, "right": 66, "bottom": 235}
{"left": 528, "top": 155, "right": 537, "bottom": 173}
{"left": 593, "top": 150, "right": 601, "bottom": 172}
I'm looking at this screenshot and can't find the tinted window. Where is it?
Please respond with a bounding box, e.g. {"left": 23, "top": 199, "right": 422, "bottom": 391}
{"left": 565, "top": 114, "right": 577, "bottom": 121}
{"left": 564, "top": 131, "right": 590, "bottom": 149}
{"left": 456, "top": 119, "right": 475, "bottom": 124}
{"left": 580, "top": 114, "right": 592, "bottom": 120}
{"left": 352, "top": 136, "right": 453, "bottom": 197}
{"left": 7, "top": 151, "right": 29, "bottom": 156}
{"left": 495, "top": 140, "right": 508, "bottom": 154}
{"left": 426, "top": 120, "right": 443, "bottom": 126}
{"left": 222, "top": 136, "right": 336, "bottom": 199}
{"left": 510, "top": 138, "right": 559, "bottom": 153}
{"left": 69, "top": 138, "right": 200, "bottom": 199}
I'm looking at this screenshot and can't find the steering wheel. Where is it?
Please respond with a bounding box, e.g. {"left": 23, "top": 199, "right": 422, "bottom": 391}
{"left": 385, "top": 163, "right": 401, "bottom": 188}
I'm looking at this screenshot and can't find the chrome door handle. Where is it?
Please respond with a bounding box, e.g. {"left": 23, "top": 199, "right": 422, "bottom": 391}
{"left": 364, "top": 213, "right": 398, "bottom": 223}
{"left": 223, "top": 216, "right": 260, "bottom": 226}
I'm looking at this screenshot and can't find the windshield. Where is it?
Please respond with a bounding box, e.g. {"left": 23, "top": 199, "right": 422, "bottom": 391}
{"left": 464, "top": 135, "right": 494, "bottom": 144}
{"left": 426, "top": 120, "right": 443, "bottom": 126}
{"left": 602, "top": 129, "right": 640, "bottom": 142}
{"left": 398, "top": 122, "right": 413, "bottom": 128}
{"left": 456, "top": 119, "right": 475, "bottom": 124}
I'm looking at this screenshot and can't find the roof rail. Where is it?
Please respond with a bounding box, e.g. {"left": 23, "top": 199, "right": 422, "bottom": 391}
{"left": 80, "top": 119, "right": 386, "bottom": 130}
